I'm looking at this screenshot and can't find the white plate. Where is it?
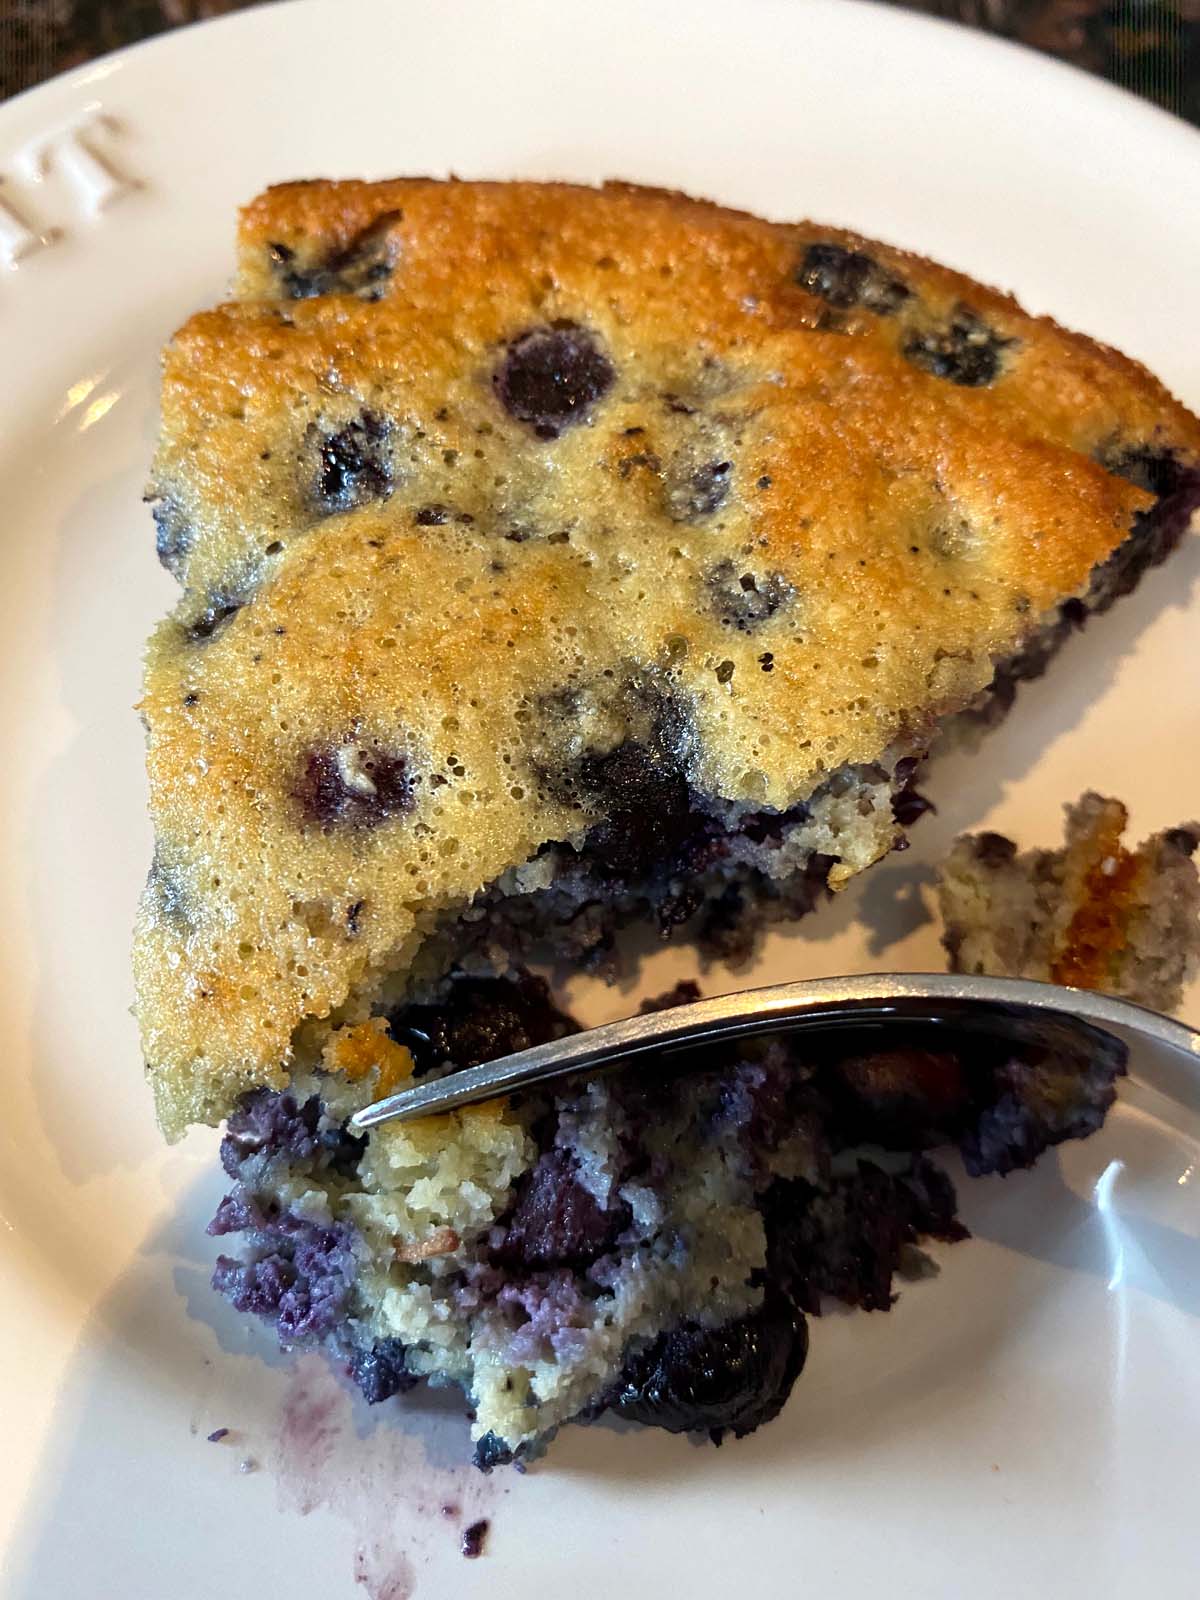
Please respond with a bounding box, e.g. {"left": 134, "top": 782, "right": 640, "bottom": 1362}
{"left": 2, "top": 1, "right": 1198, "bottom": 1594}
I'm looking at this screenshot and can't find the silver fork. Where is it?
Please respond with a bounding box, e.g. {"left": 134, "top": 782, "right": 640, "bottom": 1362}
{"left": 349, "top": 972, "right": 1200, "bottom": 1131}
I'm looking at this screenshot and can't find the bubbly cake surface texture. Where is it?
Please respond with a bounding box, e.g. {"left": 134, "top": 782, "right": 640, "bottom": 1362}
{"left": 136, "top": 179, "right": 1200, "bottom": 1134}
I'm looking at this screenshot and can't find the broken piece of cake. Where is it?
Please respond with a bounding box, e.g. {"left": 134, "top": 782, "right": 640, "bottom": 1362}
{"left": 939, "top": 793, "right": 1200, "bottom": 1012}
{"left": 134, "top": 179, "right": 1200, "bottom": 1465}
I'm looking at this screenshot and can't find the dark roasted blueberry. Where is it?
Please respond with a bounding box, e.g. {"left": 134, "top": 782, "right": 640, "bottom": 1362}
{"left": 969, "top": 605, "right": 1078, "bottom": 731}
{"left": 493, "top": 1148, "right": 630, "bottom": 1271}
{"left": 1163, "top": 826, "right": 1200, "bottom": 856}
{"left": 494, "top": 322, "right": 615, "bottom": 439}
{"left": 797, "top": 242, "right": 910, "bottom": 315}
{"left": 765, "top": 1167, "right": 898, "bottom": 1313}
{"left": 311, "top": 412, "right": 392, "bottom": 513}
{"left": 327, "top": 210, "right": 402, "bottom": 295}
{"left": 414, "top": 504, "right": 451, "bottom": 525}
{"left": 472, "top": 1431, "right": 516, "bottom": 1472}
{"left": 706, "top": 559, "right": 794, "bottom": 630}
{"left": 577, "top": 738, "right": 695, "bottom": 879}
{"left": 279, "top": 266, "right": 334, "bottom": 299}
{"left": 350, "top": 1338, "right": 419, "bottom": 1405}
{"left": 294, "top": 740, "right": 415, "bottom": 829}
{"left": 618, "top": 450, "right": 662, "bottom": 480}
{"left": 903, "top": 305, "right": 1016, "bottom": 387}
{"left": 270, "top": 211, "right": 401, "bottom": 301}
{"left": 1098, "top": 442, "right": 1192, "bottom": 499}
{"left": 892, "top": 755, "right": 920, "bottom": 787}
{"left": 665, "top": 458, "right": 732, "bottom": 522}
{"left": 389, "top": 971, "right": 579, "bottom": 1074}
{"left": 186, "top": 596, "right": 245, "bottom": 643}
{"left": 609, "top": 1292, "right": 808, "bottom": 1441}
{"left": 460, "top": 1521, "right": 490, "bottom": 1560}
{"left": 148, "top": 494, "right": 193, "bottom": 579}
{"left": 892, "top": 785, "right": 935, "bottom": 827}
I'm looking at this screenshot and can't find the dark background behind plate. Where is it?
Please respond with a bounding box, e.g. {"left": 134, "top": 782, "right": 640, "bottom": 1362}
{"left": 0, "top": 0, "right": 1197, "bottom": 124}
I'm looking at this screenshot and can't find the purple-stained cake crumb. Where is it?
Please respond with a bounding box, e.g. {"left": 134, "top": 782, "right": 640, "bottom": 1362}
{"left": 219, "top": 1087, "right": 366, "bottom": 1186}
{"left": 460, "top": 1520, "right": 490, "bottom": 1559}
{"left": 494, "top": 1272, "right": 594, "bottom": 1366}
{"left": 206, "top": 1427, "right": 230, "bottom": 1443}
{"left": 210, "top": 1204, "right": 358, "bottom": 1345}
{"left": 148, "top": 492, "right": 193, "bottom": 578}
{"left": 714, "top": 1047, "right": 806, "bottom": 1170}
{"left": 220, "top": 1087, "right": 320, "bottom": 1175}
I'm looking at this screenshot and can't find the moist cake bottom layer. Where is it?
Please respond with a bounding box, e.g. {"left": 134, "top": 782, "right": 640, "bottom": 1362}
{"left": 209, "top": 973, "right": 1125, "bottom": 1467}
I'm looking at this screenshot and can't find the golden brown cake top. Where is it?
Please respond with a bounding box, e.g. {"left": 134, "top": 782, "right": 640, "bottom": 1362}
{"left": 136, "top": 179, "right": 1200, "bottom": 1136}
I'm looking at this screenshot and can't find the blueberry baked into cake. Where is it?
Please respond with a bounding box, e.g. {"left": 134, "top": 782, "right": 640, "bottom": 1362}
{"left": 135, "top": 180, "right": 1200, "bottom": 1465}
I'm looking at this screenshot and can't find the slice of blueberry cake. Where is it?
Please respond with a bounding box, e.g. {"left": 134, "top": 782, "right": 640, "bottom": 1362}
{"left": 939, "top": 794, "right": 1200, "bottom": 1012}
{"left": 136, "top": 180, "right": 1200, "bottom": 1463}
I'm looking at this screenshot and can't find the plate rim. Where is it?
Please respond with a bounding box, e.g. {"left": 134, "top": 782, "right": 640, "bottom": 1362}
{"left": 3, "top": 0, "right": 1200, "bottom": 156}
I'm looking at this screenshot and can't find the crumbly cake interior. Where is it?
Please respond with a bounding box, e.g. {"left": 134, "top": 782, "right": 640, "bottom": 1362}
{"left": 135, "top": 179, "right": 1200, "bottom": 1138}
{"left": 939, "top": 793, "right": 1200, "bottom": 1012}
{"left": 135, "top": 179, "right": 1200, "bottom": 1466}
{"left": 209, "top": 976, "right": 1125, "bottom": 1465}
